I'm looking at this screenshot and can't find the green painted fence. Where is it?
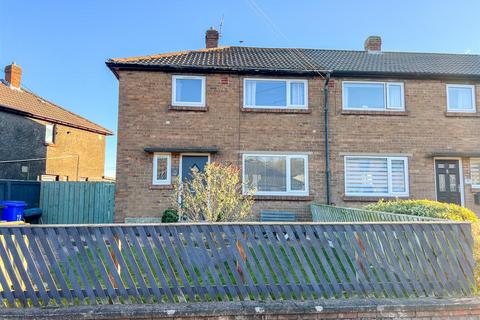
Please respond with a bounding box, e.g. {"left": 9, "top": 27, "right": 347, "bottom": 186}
{"left": 311, "top": 204, "right": 445, "bottom": 222}
{"left": 39, "top": 182, "right": 115, "bottom": 224}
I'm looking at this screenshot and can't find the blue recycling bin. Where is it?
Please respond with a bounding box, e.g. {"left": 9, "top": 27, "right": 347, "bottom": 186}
{"left": 0, "top": 201, "right": 27, "bottom": 221}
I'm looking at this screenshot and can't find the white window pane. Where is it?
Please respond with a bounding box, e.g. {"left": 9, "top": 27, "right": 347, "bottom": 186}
{"left": 387, "top": 84, "right": 403, "bottom": 109}
{"left": 448, "top": 86, "right": 474, "bottom": 110}
{"left": 290, "top": 82, "right": 305, "bottom": 106}
{"left": 245, "top": 156, "right": 286, "bottom": 192}
{"left": 45, "top": 125, "right": 54, "bottom": 144}
{"left": 176, "top": 78, "right": 202, "bottom": 103}
{"left": 345, "top": 83, "right": 385, "bottom": 109}
{"left": 471, "top": 159, "right": 480, "bottom": 186}
{"left": 246, "top": 80, "right": 286, "bottom": 107}
{"left": 346, "top": 158, "right": 388, "bottom": 194}
{"left": 156, "top": 157, "right": 168, "bottom": 181}
{"left": 290, "top": 158, "right": 305, "bottom": 191}
{"left": 391, "top": 159, "right": 406, "bottom": 192}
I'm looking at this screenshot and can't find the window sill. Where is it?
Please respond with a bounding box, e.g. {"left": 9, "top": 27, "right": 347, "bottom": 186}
{"left": 149, "top": 184, "right": 174, "bottom": 190}
{"left": 341, "top": 110, "right": 408, "bottom": 116}
{"left": 241, "top": 107, "right": 310, "bottom": 114}
{"left": 444, "top": 111, "right": 479, "bottom": 117}
{"left": 343, "top": 195, "right": 409, "bottom": 202}
{"left": 253, "top": 195, "right": 313, "bottom": 201}
{"left": 44, "top": 142, "right": 56, "bottom": 147}
{"left": 169, "top": 105, "right": 208, "bottom": 112}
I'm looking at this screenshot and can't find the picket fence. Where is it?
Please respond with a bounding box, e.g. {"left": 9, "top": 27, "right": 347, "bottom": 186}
{"left": 0, "top": 221, "right": 473, "bottom": 308}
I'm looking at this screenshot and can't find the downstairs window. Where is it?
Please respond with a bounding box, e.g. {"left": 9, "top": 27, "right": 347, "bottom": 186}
{"left": 243, "top": 154, "right": 308, "bottom": 196}
{"left": 344, "top": 156, "right": 409, "bottom": 197}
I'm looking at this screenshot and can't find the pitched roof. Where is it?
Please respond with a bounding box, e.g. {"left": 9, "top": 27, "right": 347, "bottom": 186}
{"left": 107, "top": 46, "right": 480, "bottom": 79}
{"left": 0, "top": 80, "right": 112, "bottom": 135}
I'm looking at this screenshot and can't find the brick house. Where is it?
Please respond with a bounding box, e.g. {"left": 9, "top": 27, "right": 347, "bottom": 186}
{"left": 0, "top": 63, "right": 113, "bottom": 181}
{"left": 107, "top": 30, "right": 480, "bottom": 221}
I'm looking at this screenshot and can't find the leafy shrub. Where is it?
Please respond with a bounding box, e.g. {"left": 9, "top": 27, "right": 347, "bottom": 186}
{"left": 365, "top": 199, "right": 478, "bottom": 222}
{"left": 171, "top": 162, "right": 255, "bottom": 222}
{"left": 161, "top": 209, "right": 179, "bottom": 223}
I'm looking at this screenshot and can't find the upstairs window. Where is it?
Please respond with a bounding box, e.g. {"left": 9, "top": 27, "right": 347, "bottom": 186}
{"left": 242, "top": 154, "right": 308, "bottom": 196}
{"left": 447, "top": 84, "right": 476, "bottom": 112}
{"left": 244, "top": 79, "right": 308, "bottom": 109}
{"left": 344, "top": 156, "right": 409, "bottom": 197}
{"left": 343, "top": 81, "right": 404, "bottom": 111}
{"left": 172, "top": 75, "right": 206, "bottom": 107}
{"left": 45, "top": 124, "right": 55, "bottom": 144}
{"left": 152, "top": 153, "right": 171, "bottom": 185}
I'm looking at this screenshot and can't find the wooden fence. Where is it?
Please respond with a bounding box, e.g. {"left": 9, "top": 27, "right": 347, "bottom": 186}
{"left": 0, "top": 180, "right": 41, "bottom": 208}
{"left": 0, "top": 222, "right": 474, "bottom": 308}
{"left": 311, "top": 204, "right": 444, "bottom": 222}
{"left": 39, "top": 182, "right": 115, "bottom": 224}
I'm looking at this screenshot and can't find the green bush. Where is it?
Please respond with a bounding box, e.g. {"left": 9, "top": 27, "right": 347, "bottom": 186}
{"left": 161, "top": 209, "right": 179, "bottom": 223}
{"left": 365, "top": 199, "right": 478, "bottom": 222}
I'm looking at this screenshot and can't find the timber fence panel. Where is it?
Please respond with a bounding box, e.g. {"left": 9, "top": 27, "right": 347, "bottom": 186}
{"left": 0, "top": 222, "right": 473, "bottom": 308}
{"left": 39, "top": 182, "right": 115, "bottom": 224}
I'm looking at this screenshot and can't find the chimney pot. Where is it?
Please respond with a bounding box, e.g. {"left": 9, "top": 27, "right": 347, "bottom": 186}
{"left": 4, "top": 62, "right": 22, "bottom": 88}
{"left": 205, "top": 27, "right": 219, "bottom": 49}
{"left": 364, "top": 35, "right": 382, "bottom": 52}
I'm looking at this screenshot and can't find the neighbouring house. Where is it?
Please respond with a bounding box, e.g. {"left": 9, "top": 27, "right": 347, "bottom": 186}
{"left": 0, "top": 63, "right": 113, "bottom": 181}
{"left": 107, "top": 29, "right": 480, "bottom": 222}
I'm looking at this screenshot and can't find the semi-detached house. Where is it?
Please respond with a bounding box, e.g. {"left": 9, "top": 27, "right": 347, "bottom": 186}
{"left": 107, "top": 29, "right": 480, "bottom": 222}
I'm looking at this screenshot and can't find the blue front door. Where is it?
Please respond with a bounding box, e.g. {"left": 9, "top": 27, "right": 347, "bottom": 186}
{"left": 181, "top": 155, "right": 209, "bottom": 182}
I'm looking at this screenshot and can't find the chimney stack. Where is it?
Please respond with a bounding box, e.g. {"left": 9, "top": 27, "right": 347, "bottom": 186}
{"left": 4, "top": 62, "right": 22, "bottom": 88}
{"left": 364, "top": 36, "right": 382, "bottom": 52}
{"left": 205, "top": 27, "right": 219, "bottom": 49}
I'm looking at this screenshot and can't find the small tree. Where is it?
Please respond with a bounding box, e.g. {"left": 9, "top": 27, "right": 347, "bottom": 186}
{"left": 171, "top": 162, "right": 255, "bottom": 222}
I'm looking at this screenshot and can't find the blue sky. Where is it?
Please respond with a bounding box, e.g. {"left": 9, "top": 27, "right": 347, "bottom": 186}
{"left": 1, "top": 0, "right": 479, "bottom": 177}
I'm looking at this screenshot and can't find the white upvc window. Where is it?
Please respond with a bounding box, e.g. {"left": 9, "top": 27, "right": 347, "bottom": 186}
{"left": 242, "top": 153, "right": 309, "bottom": 196}
{"left": 447, "top": 84, "right": 476, "bottom": 112}
{"left": 342, "top": 81, "right": 405, "bottom": 111}
{"left": 172, "top": 75, "right": 206, "bottom": 107}
{"left": 243, "top": 78, "right": 308, "bottom": 109}
{"left": 45, "top": 124, "right": 55, "bottom": 144}
{"left": 470, "top": 158, "right": 480, "bottom": 188}
{"left": 344, "top": 156, "right": 409, "bottom": 197}
{"left": 152, "top": 153, "right": 172, "bottom": 185}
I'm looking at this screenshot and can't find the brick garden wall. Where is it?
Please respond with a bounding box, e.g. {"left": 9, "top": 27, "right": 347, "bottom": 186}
{"left": 3, "top": 298, "right": 480, "bottom": 319}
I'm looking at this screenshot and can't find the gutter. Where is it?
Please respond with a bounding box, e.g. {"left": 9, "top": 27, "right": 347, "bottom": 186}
{"left": 105, "top": 61, "right": 480, "bottom": 81}
{"left": 323, "top": 72, "right": 332, "bottom": 205}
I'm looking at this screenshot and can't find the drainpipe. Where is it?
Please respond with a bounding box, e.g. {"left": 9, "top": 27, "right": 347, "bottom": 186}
{"left": 323, "top": 72, "right": 331, "bottom": 205}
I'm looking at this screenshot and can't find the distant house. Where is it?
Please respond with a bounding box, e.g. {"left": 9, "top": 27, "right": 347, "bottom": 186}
{"left": 0, "top": 63, "right": 113, "bottom": 181}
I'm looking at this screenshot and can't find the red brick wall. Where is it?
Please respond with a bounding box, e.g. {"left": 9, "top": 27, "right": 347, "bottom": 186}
{"left": 328, "top": 78, "right": 480, "bottom": 213}
{"left": 115, "top": 70, "right": 480, "bottom": 222}
{"left": 115, "top": 71, "right": 325, "bottom": 222}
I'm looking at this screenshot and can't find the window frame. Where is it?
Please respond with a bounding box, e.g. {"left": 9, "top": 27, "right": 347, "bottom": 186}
{"left": 470, "top": 158, "right": 480, "bottom": 188}
{"left": 342, "top": 81, "right": 405, "bottom": 111}
{"left": 45, "top": 124, "right": 55, "bottom": 144}
{"left": 243, "top": 78, "right": 308, "bottom": 109}
{"left": 242, "top": 153, "right": 309, "bottom": 196}
{"left": 172, "top": 75, "right": 206, "bottom": 107}
{"left": 152, "top": 153, "right": 172, "bottom": 185}
{"left": 446, "top": 84, "right": 476, "bottom": 113}
{"left": 344, "top": 155, "right": 409, "bottom": 197}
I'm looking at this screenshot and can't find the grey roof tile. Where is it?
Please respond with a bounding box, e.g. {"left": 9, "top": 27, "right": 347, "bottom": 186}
{"left": 107, "top": 46, "right": 480, "bottom": 78}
